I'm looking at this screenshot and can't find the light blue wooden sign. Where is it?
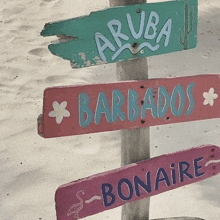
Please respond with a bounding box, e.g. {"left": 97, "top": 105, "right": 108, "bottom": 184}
{"left": 41, "top": 0, "right": 198, "bottom": 68}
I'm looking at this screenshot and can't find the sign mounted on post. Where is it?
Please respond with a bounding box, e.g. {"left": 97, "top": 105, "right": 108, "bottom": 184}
{"left": 55, "top": 145, "right": 220, "bottom": 219}
{"left": 41, "top": 0, "right": 198, "bottom": 68}
{"left": 38, "top": 74, "right": 220, "bottom": 138}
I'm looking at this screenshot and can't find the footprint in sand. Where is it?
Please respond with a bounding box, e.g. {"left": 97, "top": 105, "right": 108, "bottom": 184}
{"left": 28, "top": 48, "right": 49, "bottom": 57}
{"left": 3, "top": 7, "right": 25, "bottom": 17}
{"left": 19, "top": 25, "right": 34, "bottom": 32}
{"left": 45, "top": 75, "right": 68, "bottom": 84}
{"left": 43, "top": 0, "right": 62, "bottom": 3}
{"left": 40, "top": 0, "right": 61, "bottom": 7}
{"left": 4, "top": 18, "right": 16, "bottom": 24}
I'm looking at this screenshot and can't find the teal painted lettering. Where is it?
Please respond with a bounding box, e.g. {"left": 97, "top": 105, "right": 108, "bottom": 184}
{"left": 128, "top": 89, "right": 140, "bottom": 121}
{"left": 155, "top": 168, "right": 170, "bottom": 190}
{"left": 185, "top": 82, "right": 195, "bottom": 116}
{"left": 79, "top": 93, "right": 93, "bottom": 128}
{"left": 112, "top": 89, "right": 126, "bottom": 122}
{"left": 95, "top": 92, "right": 112, "bottom": 125}
{"left": 157, "top": 86, "right": 170, "bottom": 118}
{"left": 141, "top": 88, "right": 157, "bottom": 118}
{"left": 95, "top": 32, "right": 116, "bottom": 61}
{"left": 170, "top": 85, "right": 185, "bottom": 117}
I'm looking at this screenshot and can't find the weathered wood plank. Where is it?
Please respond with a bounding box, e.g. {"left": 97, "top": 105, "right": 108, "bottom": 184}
{"left": 38, "top": 74, "right": 220, "bottom": 138}
{"left": 55, "top": 145, "right": 220, "bottom": 219}
{"left": 108, "top": 1, "right": 151, "bottom": 219}
{"left": 41, "top": 0, "right": 198, "bottom": 68}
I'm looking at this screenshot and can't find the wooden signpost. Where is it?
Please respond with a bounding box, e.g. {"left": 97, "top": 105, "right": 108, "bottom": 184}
{"left": 38, "top": 0, "right": 213, "bottom": 220}
{"left": 41, "top": 0, "right": 198, "bottom": 68}
{"left": 38, "top": 74, "right": 220, "bottom": 138}
{"left": 55, "top": 145, "right": 220, "bottom": 219}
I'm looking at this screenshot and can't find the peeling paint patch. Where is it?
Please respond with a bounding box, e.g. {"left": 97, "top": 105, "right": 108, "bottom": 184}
{"left": 70, "top": 61, "right": 80, "bottom": 68}
{"left": 93, "top": 56, "right": 107, "bottom": 65}
{"left": 42, "top": 1, "right": 197, "bottom": 68}
{"left": 78, "top": 52, "right": 86, "bottom": 61}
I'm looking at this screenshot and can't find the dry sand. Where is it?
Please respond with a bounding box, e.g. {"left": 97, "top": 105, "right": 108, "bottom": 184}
{"left": 1, "top": 0, "right": 220, "bottom": 219}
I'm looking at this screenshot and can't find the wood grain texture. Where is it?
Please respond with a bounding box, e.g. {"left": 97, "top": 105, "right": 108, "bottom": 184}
{"left": 109, "top": 1, "right": 151, "bottom": 219}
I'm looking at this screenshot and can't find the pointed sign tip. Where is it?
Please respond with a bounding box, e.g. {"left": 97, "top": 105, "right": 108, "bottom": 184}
{"left": 40, "top": 23, "right": 50, "bottom": 36}
{"left": 37, "top": 114, "right": 44, "bottom": 138}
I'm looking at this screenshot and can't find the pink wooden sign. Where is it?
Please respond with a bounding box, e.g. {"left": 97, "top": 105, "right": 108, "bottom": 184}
{"left": 55, "top": 145, "right": 220, "bottom": 219}
{"left": 38, "top": 74, "right": 220, "bottom": 138}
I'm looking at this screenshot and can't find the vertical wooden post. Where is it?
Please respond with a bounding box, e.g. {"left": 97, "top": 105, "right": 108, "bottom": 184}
{"left": 109, "top": 1, "right": 149, "bottom": 220}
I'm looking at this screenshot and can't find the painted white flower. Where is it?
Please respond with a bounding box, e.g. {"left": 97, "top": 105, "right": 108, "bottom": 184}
{"left": 49, "top": 101, "right": 70, "bottom": 124}
{"left": 203, "top": 88, "right": 218, "bottom": 106}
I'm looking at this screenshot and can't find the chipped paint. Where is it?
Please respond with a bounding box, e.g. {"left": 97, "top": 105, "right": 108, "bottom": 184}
{"left": 41, "top": 0, "right": 198, "bottom": 68}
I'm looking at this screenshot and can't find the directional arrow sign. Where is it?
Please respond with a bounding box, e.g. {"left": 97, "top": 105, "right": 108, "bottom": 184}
{"left": 55, "top": 145, "right": 220, "bottom": 220}
{"left": 41, "top": 0, "right": 198, "bottom": 68}
{"left": 38, "top": 74, "right": 220, "bottom": 138}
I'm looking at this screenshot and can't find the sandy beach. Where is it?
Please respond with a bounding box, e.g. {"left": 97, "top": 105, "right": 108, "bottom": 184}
{"left": 1, "top": 0, "right": 220, "bottom": 219}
